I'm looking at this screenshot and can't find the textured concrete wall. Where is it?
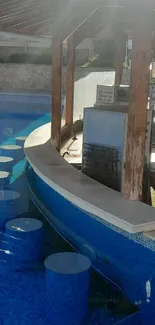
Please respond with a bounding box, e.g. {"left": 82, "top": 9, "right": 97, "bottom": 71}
{"left": 0, "top": 64, "right": 52, "bottom": 91}
{"left": 0, "top": 63, "right": 129, "bottom": 92}
{"left": 0, "top": 63, "right": 115, "bottom": 92}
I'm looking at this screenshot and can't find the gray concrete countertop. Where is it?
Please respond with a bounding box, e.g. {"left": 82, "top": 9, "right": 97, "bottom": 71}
{"left": 24, "top": 123, "right": 155, "bottom": 234}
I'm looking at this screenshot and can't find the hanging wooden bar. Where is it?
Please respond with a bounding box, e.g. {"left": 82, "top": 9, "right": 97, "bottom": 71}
{"left": 123, "top": 3, "right": 153, "bottom": 201}
{"left": 65, "top": 35, "right": 75, "bottom": 135}
{"left": 51, "top": 38, "right": 62, "bottom": 152}
{"left": 114, "top": 32, "right": 127, "bottom": 85}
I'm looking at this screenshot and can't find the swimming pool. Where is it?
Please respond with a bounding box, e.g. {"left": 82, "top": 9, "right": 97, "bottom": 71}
{"left": 0, "top": 92, "right": 140, "bottom": 325}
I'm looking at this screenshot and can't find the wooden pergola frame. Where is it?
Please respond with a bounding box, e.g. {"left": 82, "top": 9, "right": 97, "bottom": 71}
{"left": 51, "top": 0, "right": 154, "bottom": 202}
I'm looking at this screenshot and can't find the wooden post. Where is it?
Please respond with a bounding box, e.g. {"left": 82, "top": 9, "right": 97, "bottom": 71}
{"left": 52, "top": 38, "right": 62, "bottom": 151}
{"left": 65, "top": 35, "right": 75, "bottom": 135}
{"left": 115, "top": 33, "right": 127, "bottom": 85}
{"left": 123, "top": 4, "right": 153, "bottom": 201}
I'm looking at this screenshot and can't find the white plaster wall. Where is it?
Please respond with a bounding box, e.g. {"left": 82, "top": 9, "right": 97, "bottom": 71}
{"left": 73, "top": 69, "right": 115, "bottom": 121}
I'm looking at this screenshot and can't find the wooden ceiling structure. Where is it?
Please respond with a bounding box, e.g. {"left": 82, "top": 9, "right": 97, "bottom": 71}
{"left": 0, "top": 0, "right": 69, "bottom": 36}
{"left": 0, "top": 0, "right": 152, "bottom": 39}
{"left": 0, "top": 0, "right": 125, "bottom": 37}
{"left": 0, "top": 0, "right": 155, "bottom": 203}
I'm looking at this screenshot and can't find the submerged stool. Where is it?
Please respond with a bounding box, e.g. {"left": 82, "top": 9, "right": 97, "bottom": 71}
{"left": 0, "top": 171, "right": 10, "bottom": 188}
{"left": 0, "top": 190, "right": 20, "bottom": 228}
{"left": 16, "top": 136, "right": 27, "bottom": 147}
{"left": 44, "top": 252, "right": 91, "bottom": 325}
{"left": 0, "top": 145, "right": 23, "bottom": 163}
{"left": 0, "top": 157, "right": 14, "bottom": 173}
{"left": 5, "top": 218, "right": 43, "bottom": 268}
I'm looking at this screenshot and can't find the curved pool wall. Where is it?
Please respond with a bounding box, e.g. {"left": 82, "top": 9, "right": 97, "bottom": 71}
{"left": 25, "top": 165, "right": 142, "bottom": 325}
{"left": 26, "top": 167, "right": 155, "bottom": 316}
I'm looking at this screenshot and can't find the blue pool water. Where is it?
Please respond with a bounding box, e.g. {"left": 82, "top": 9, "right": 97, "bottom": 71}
{"left": 0, "top": 93, "right": 140, "bottom": 325}
{"left": 0, "top": 92, "right": 54, "bottom": 144}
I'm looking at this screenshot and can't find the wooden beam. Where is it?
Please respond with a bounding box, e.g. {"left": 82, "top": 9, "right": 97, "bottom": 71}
{"left": 123, "top": 3, "right": 154, "bottom": 201}
{"left": 51, "top": 38, "right": 62, "bottom": 151}
{"left": 114, "top": 32, "right": 127, "bottom": 85}
{"left": 6, "top": 18, "right": 53, "bottom": 32}
{"left": 72, "top": 7, "right": 125, "bottom": 48}
{"left": 53, "top": 1, "right": 136, "bottom": 43}
{"left": 65, "top": 35, "right": 75, "bottom": 134}
{"left": 72, "top": 7, "right": 107, "bottom": 47}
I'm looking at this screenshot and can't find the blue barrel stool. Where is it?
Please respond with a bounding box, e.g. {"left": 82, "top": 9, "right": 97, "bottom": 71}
{"left": 0, "top": 171, "right": 10, "bottom": 188}
{"left": 0, "top": 190, "right": 20, "bottom": 228}
{"left": 0, "top": 144, "right": 23, "bottom": 163}
{"left": 16, "top": 136, "right": 27, "bottom": 147}
{"left": 0, "top": 157, "right": 14, "bottom": 173}
{"left": 44, "top": 252, "right": 91, "bottom": 325}
{"left": 5, "top": 218, "right": 43, "bottom": 269}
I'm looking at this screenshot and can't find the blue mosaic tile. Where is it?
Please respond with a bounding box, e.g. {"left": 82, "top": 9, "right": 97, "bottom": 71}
{"left": 33, "top": 173, "right": 155, "bottom": 308}
{"left": 77, "top": 205, "right": 155, "bottom": 253}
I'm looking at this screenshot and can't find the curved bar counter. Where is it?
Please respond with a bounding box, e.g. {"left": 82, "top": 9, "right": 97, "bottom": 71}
{"left": 25, "top": 123, "right": 155, "bottom": 312}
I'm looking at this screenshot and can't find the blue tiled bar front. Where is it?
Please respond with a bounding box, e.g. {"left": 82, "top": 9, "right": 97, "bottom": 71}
{"left": 24, "top": 123, "right": 155, "bottom": 324}
{"left": 35, "top": 174, "right": 155, "bottom": 306}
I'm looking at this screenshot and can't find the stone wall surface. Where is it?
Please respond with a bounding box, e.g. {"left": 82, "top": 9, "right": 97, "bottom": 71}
{"left": 0, "top": 63, "right": 116, "bottom": 92}
{"left": 0, "top": 64, "right": 52, "bottom": 91}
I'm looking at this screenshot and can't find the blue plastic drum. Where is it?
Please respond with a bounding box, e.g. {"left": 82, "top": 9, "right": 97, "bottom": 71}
{"left": 0, "top": 157, "right": 14, "bottom": 173}
{"left": 0, "top": 145, "right": 23, "bottom": 163}
{"left": 0, "top": 190, "right": 20, "bottom": 228}
{"left": 5, "top": 218, "right": 43, "bottom": 267}
{"left": 16, "top": 136, "right": 27, "bottom": 147}
{"left": 0, "top": 171, "right": 10, "bottom": 188}
{"left": 44, "top": 252, "right": 91, "bottom": 325}
{"left": 5, "top": 218, "right": 43, "bottom": 269}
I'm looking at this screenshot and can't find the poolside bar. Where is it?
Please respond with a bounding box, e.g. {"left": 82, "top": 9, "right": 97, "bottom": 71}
{"left": 2, "top": 0, "right": 155, "bottom": 324}
{"left": 51, "top": 0, "right": 155, "bottom": 202}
